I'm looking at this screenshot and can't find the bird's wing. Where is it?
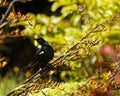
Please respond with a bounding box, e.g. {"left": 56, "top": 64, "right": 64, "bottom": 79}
{"left": 27, "top": 49, "right": 44, "bottom": 69}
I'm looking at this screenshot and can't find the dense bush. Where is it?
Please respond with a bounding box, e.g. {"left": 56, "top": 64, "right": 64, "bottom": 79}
{"left": 0, "top": 0, "right": 120, "bottom": 96}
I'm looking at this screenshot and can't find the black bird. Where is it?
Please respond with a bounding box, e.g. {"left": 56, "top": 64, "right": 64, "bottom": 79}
{"left": 27, "top": 37, "right": 54, "bottom": 70}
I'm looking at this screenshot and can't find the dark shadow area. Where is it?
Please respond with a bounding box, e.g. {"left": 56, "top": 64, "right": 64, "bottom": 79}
{"left": 0, "top": 0, "right": 61, "bottom": 19}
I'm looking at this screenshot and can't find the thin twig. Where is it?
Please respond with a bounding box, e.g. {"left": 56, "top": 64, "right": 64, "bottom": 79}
{"left": 0, "top": 0, "right": 26, "bottom": 25}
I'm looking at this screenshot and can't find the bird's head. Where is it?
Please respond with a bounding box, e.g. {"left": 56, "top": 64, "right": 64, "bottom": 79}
{"left": 34, "top": 37, "right": 48, "bottom": 45}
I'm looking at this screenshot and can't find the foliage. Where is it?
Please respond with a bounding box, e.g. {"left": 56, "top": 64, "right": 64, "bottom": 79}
{"left": 0, "top": 72, "right": 23, "bottom": 96}
{"left": 0, "top": 0, "right": 120, "bottom": 96}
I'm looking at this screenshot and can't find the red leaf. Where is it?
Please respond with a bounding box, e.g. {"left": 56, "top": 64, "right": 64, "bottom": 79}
{"left": 115, "top": 74, "right": 120, "bottom": 85}
{"left": 99, "top": 44, "right": 116, "bottom": 58}
{"left": 90, "top": 89, "right": 104, "bottom": 96}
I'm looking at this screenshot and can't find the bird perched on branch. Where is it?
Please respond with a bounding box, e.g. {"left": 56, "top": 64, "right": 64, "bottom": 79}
{"left": 27, "top": 37, "right": 54, "bottom": 70}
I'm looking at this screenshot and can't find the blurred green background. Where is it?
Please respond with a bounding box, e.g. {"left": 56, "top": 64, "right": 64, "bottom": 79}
{"left": 0, "top": 0, "right": 120, "bottom": 96}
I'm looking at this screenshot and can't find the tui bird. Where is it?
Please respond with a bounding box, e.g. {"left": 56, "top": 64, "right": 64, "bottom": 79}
{"left": 27, "top": 37, "right": 54, "bottom": 70}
